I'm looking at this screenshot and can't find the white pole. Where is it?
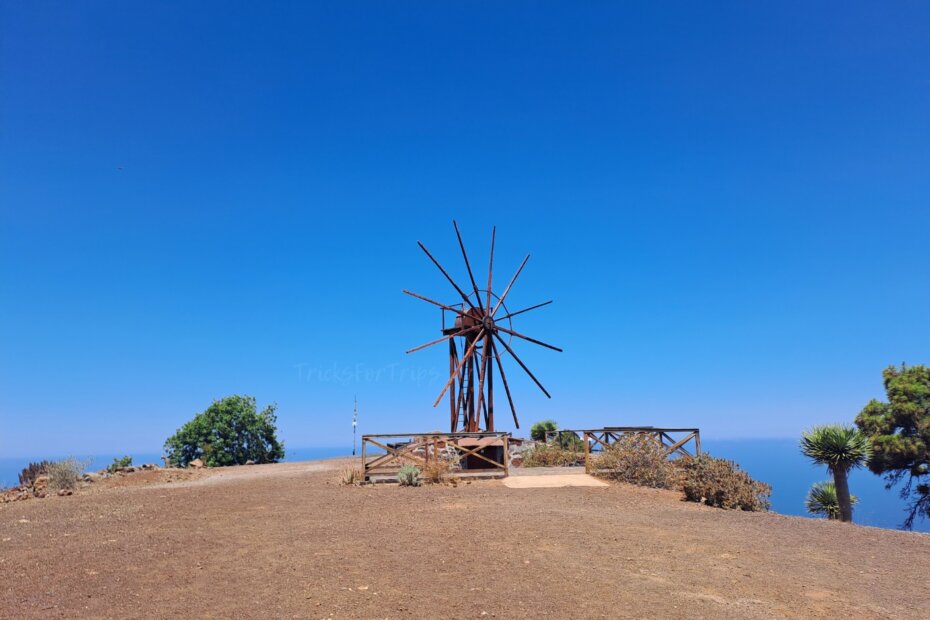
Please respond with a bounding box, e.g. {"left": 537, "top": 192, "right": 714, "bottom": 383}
{"left": 352, "top": 396, "right": 358, "bottom": 456}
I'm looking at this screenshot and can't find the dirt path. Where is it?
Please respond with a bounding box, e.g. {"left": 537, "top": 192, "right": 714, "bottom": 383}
{"left": 2, "top": 458, "right": 928, "bottom": 619}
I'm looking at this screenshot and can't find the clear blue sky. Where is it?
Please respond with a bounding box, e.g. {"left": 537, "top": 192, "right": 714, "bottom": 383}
{"left": 2, "top": 2, "right": 928, "bottom": 458}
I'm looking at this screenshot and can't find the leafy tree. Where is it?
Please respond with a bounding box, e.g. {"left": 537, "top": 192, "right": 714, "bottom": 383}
{"left": 530, "top": 419, "right": 557, "bottom": 442}
{"left": 855, "top": 364, "right": 930, "bottom": 529}
{"left": 165, "top": 395, "right": 284, "bottom": 467}
{"left": 806, "top": 481, "right": 857, "bottom": 521}
{"left": 800, "top": 425, "right": 871, "bottom": 523}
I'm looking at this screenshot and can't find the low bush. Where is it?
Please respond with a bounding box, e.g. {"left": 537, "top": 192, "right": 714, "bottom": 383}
{"left": 341, "top": 468, "right": 363, "bottom": 486}
{"left": 806, "top": 480, "right": 856, "bottom": 520}
{"left": 592, "top": 434, "right": 680, "bottom": 489}
{"left": 108, "top": 455, "right": 133, "bottom": 473}
{"left": 19, "top": 461, "right": 51, "bottom": 487}
{"left": 47, "top": 457, "right": 89, "bottom": 492}
{"left": 678, "top": 455, "right": 771, "bottom": 512}
{"left": 397, "top": 464, "right": 421, "bottom": 487}
{"left": 522, "top": 443, "right": 581, "bottom": 467}
{"left": 422, "top": 449, "right": 461, "bottom": 485}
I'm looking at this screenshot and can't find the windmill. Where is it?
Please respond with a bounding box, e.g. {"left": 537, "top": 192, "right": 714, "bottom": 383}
{"left": 404, "top": 221, "right": 561, "bottom": 433}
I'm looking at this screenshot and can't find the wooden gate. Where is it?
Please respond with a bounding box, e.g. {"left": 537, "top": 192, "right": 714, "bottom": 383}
{"left": 362, "top": 432, "right": 511, "bottom": 483}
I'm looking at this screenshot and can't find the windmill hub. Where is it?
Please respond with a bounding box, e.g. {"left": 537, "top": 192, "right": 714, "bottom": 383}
{"left": 404, "top": 221, "right": 562, "bottom": 433}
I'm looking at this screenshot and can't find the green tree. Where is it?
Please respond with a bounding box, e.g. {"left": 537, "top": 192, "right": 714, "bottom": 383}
{"left": 855, "top": 364, "right": 930, "bottom": 529}
{"left": 805, "top": 481, "right": 857, "bottom": 521}
{"left": 165, "top": 395, "right": 284, "bottom": 467}
{"left": 800, "top": 425, "right": 871, "bottom": 523}
{"left": 530, "top": 419, "right": 557, "bottom": 442}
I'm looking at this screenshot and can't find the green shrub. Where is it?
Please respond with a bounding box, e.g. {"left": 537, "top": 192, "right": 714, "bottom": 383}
{"left": 18, "top": 461, "right": 50, "bottom": 487}
{"left": 47, "top": 457, "right": 89, "bottom": 492}
{"left": 107, "top": 455, "right": 133, "bottom": 473}
{"left": 678, "top": 455, "right": 771, "bottom": 512}
{"left": 806, "top": 480, "right": 857, "bottom": 520}
{"left": 522, "top": 443, "right": 580, "bottom": 467}
{"left": 164, "top": 395, "right": 284, "bottom": 467}
{"left": 397, "top": 464, "right": 421, "bottom": 487}
{"left": 530, "top": 420, "right": 557, "bottom": 442}
{"left": 592, "top": 434, "right": 679, "bottom": 489}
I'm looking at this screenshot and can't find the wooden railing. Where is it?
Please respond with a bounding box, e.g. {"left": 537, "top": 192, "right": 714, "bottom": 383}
{"left": 361, "top": 432, "right": 511, "bottom": 483}
{"left": 544, "top": 427, "right": 701, "bottom": 472}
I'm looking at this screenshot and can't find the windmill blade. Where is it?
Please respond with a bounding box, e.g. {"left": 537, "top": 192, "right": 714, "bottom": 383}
{"left": 406, "top": 325, "right": 480, "bottom": 354}
{"left": 418, "top": 241, "right": 476, "bottom": 309}
{"left": 490, "top": 339, "right": 519, "bottom": 428}
{"left": 490, "top": 255, "right": 529, "bottom": 318}
{"left": 453, "top": 220, "right": 483, "bottom": 306}
{"left": 485, "top": 226, "right": 496, "bottom": 314}
{"left": 492, "top": 331, "right": 551, "bottom": 398}
{"left": 495, "top": 325, "right": 563, "bottom": 352}
{"left": 495, "top": 300, "right": 552, "bottom": 322}
{"left": 433, "top": 328, "right": 485, "bottom": 407}
{"left": 402, "top": 289, "right": 471, "bottom": 318}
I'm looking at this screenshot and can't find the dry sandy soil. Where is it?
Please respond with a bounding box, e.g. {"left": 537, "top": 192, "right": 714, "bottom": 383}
{"left": 2, "top": 458, "right": 928, "bottom": 619}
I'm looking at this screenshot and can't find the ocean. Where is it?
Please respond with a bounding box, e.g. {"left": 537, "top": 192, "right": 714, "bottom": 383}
{"left": 2, "top": 439, "right": 926, "bottom": 533}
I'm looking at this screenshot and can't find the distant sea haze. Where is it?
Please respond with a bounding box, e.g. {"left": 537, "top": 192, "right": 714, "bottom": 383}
{"left": 1, "top": 440, "right": 926, "bottom": 533}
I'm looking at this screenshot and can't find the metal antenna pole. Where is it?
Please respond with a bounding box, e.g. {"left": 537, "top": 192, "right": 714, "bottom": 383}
{"left": 352, "top": 396, "right": 358, "bottom": 456}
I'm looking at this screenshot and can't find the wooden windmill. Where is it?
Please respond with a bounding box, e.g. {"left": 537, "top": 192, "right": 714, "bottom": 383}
{"left": 404, "top": 221, "right": 561, "bottom": 433}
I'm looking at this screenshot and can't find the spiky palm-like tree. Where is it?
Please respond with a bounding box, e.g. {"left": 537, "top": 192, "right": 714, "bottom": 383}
{"left": 800, "top": 425, "right": 871, "bottom": 523}
{"left": 806, "top": 481, "right": 858, "bottom": 520}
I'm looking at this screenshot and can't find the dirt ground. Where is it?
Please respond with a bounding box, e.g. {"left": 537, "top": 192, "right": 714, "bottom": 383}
{"left": 2, "top": 458, "right": 928, "bottom": 619}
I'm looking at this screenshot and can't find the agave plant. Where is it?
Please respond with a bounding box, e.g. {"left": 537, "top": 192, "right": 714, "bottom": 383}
{"left": 806, "top": 481, "right": 858, "bottom": 520}
{"left": 800, "top": 425, "right": 871, "bottom": 523}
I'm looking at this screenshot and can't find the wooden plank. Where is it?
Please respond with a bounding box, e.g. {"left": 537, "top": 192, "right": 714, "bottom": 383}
{"left": 663, "top": 432, "right": 697, "bottom": 457}
{"left": 449, "top": 442, "right": 506, "bottom": 469}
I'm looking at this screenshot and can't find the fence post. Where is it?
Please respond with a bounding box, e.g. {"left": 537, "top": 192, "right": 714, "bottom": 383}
{"left": 584, "top": 431, "right": 591, "bottom": 473}
{"left": 361, "top": 437, "right": 367, "bottom": 483}
{"left": 503, "top": 435, "right": 510, "bottom": 476}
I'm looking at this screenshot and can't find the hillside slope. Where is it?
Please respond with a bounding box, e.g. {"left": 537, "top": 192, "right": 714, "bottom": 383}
{"left": 2, "top": 458, "right": 927, "bottom": 619}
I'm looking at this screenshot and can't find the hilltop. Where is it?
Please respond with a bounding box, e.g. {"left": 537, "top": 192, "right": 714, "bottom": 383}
{"left": 1, "top": 458, "right": 928, "bottom": 619}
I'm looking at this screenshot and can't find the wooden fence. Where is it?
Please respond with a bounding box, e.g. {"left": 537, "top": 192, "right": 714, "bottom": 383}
{"left": 544, "top": 427, "right": 701, "bottom": 472}
{"left": 361, "top": 432, "right": 511, "bottom": 483}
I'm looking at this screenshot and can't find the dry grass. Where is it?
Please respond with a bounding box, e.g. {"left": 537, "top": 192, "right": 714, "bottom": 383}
{"left": 591, "top": 434, "right": 681, "bottom": 489}
{"left": 47, "top": 457, "right": 89, "bottom": 492}
{"left": 679, "top": 455, "right": 772, "bottom": 511}
{"left": 590, "top": 436, "right": 771, "bottom": 512}
{"left": 340, "top": 467, "right": 363, "bottom": 486}
{"left": 522, "top": 443, "right": 582, "bottom": 467}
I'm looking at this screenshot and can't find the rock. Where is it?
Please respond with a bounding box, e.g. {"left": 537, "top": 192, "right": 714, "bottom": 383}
{"left": 57, "top": 488, "right": 73, "bottom": 497}
{"left": 189, "top": 458, "right": 204, "bottom": 469}
{"left": 245, "top": 460, "right": 255, "bottom": 465}
{"left": 33, "top": 475, "right": 49, "bottom": 491}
